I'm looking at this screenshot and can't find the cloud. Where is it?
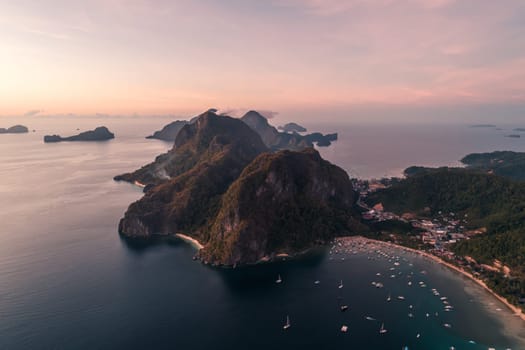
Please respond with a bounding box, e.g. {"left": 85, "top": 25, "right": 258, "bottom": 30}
{"left": 23, "top": 109, "right": 44, "bottom": 117}
{"left": 218, "top": 108, "right": 279, "bottom": 119}
{"left": 24, "top": 28, "right": 70, "bottom": 40}
{"left": 257, "top": 110, "right": 279, "bottom": 119}
{"left": 276, "top": 0, "right": 456, "bottom": 15}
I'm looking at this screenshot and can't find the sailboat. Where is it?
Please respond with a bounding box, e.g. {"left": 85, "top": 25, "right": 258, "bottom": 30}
{"left": 379, "top": 322, "right": 388, "bottom": 334}
{"left": 338, "top": 280, "right": 343, "bottom": 289}
{"left": 283, "top": 315, "right": 291, "bottom": 330}
{"left": 276, "top": 274, "right": 282, "bottom": 284}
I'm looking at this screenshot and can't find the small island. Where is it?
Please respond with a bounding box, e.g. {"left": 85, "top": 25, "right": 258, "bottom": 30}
{"left": 470, "top": 124, "right": 497, "bottom": 128}
{"left": 0, "top": 125, "right": 29, "bottom": 134}
{"left": 278, "top": 122, "right": 307, "bottom": 133}
{"left": 44, "top": 126, "right": 115, "bottom": 143}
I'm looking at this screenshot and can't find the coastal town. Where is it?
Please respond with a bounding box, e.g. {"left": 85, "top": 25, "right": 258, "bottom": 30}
{"left": 352, "top": 178, "right": 525, "bottom": 314}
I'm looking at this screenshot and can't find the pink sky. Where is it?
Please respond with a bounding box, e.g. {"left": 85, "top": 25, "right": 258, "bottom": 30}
{"left": 1, "top": 0, "right": 525, "bottom": 120}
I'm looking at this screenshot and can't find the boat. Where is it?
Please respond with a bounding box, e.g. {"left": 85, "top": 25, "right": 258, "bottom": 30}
{"left": 340, "top": 325, "right": 348, "bottom": 333}
{"left": 340, "top": 304, "right": 349, "bottom": 312}
{"left": 443, "top": 323, "right": 452, "bottom": 328}
{"left": 397, "top": 295, "right": 405, "bottom": 300}
{"left": 365, "top": 316, "right": 376, "bottom": 321}
{"left": 387, "top": 293, "right": 391, "bottom": 302}
{"left": 314, "top": 280, "right": 320, "bottom": 285}
{"left": 379, "top": 322, "right": 387, "bottom": 334}
{"left": 276, "top": 274, "right": 282, "bottom": 284}
{"left": 408, "top": 313, "right": 414, "bottom": 318}
{"left": 283, "top": 315, "right": 291, "bottom": 330}
{"left": 338, "top": 280, "right": 343, "bottom": 289}
{"left": 416, "top": 333, "right": 420, "bottom": 338}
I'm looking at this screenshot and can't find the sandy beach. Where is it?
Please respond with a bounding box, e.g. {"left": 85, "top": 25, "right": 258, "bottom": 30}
{"left": 335, "top": 236, "right": 525, "bottom": 322}
{"left": 133, "top": 181, "right": 146, "bottom": 188}
{"left": 175, "top": 233, "right": 204, "bottom": 250}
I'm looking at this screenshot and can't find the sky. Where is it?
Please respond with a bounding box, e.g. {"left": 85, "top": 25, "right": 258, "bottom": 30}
{"left": 1, "top": 0, "right": 525, "bottom": 122}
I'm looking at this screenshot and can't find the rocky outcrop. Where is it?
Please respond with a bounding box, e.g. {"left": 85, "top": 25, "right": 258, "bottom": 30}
{"left": 198, "top": 148, "right": 360, "bottom": 265}
{"left": 304, "top": 132, "right": 338, "bottom": 147}
{"left": 240, "top": 111, "right": 337, "bottom": 149}
{"left": 0, "top": 125, "right": 28, "bottom": 134}
{"left": 278, "top": 122, "right": 307, "bottom": 133}
{"left": 44, "top": 126, "right": 114, "bottom": 142}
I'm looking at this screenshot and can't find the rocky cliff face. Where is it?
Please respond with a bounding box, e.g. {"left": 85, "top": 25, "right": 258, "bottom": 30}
{"left": 198, "top": 148, "right": 360, "bottom": 265}
{"left": 117, "top": 112, "right": 268, "bottom": 238}
{"left": 146, "top": 120, "right": 189, "bottom": 141}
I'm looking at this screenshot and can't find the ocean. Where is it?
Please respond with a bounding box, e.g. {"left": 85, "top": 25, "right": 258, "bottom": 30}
{"left": 0, "top": 116, "right": 524, "bottom": 349}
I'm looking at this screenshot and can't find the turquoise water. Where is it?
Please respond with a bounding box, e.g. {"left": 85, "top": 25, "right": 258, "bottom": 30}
{"left": 0, "top": 117, "right": 524, "bottom": 349}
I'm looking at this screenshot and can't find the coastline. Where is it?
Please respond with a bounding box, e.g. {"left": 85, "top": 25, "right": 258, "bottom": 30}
{"left": 336, "top": 236, "right": 525, "bottom": 322}
{"left": 175, "top": 233, "right": 204, "bottom": 250}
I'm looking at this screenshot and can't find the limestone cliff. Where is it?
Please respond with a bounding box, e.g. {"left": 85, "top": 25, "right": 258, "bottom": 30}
{"left": 199, "top": 148, "right": 361, "bottom": 265}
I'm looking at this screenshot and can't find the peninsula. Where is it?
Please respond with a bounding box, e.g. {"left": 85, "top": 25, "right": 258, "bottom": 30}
{"left": 44, "top": 127, "right": 115, "bottom": 143}
{"left": 461, "top": 150, "right": 525, "bottom": 181}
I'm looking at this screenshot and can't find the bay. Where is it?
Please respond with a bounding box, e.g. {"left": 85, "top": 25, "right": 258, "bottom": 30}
{"left": 0, "top": 116, "right": 524, "bottom": 349}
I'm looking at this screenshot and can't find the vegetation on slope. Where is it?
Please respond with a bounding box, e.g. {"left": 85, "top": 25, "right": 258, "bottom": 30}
{"left": 368, "top": 167, "right": 525, "bottom": 306}
{"left": 461, "top": 151, "right": 525, "bottom": 181}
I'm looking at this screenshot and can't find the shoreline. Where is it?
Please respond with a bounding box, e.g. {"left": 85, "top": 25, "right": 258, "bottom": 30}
{"left": 335, "top": 236, "right": 525, "bottom": 322}
{"left": 175, "top": 233, "right": 204, "bottom": 250}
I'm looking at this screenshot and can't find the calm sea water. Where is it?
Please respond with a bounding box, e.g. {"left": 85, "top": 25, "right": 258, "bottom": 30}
{"left": 0, "top": 116, "right": 524, "bottom": 349}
